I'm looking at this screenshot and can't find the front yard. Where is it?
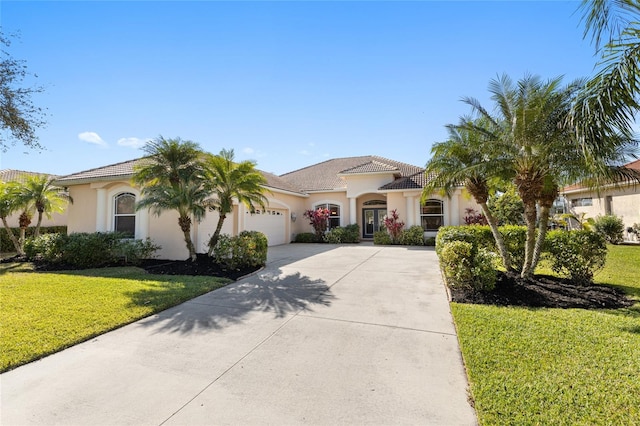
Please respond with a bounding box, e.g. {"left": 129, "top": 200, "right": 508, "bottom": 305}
{"left": 452, "top": 244, "right": 640, "bottom": 425}
{"left": 0, "top": 264, "right": 230, "bottom": 372}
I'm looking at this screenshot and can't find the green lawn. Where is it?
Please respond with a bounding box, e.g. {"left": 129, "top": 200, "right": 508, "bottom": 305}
{"left": 0, "top": 265, "right": 231, "bottom": 372}
{"left": 452, "top": 245, "right": 640, "bottom": 425}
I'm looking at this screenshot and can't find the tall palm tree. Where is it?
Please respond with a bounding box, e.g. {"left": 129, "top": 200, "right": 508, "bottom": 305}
{"left": 133, "top": 137, "right": 207, "bottom": 261}
{"left": 15, "top": 174, "right": 73, "bottom": 238}
{"left": 573, "top": 0, "right": 640, "bottom": 183}
{"left": 423, "top": 122, "right": 513, "bottom": 271}
{"left": 204, "top": 149, "right": 269, "bottom": 255}
{"left": 457, "top": 74, "right": 605, "bottom": 278}
{"left": 0, "top": 181, "right": 23, "bottom": 254}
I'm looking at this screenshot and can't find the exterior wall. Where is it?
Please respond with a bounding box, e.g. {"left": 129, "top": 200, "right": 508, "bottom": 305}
{"left": 565, "top": 185, "right": 640, "bottom": 231}
{"left": 5, "top": 210, "right": 67, "bottom": 229}
{"left": 66, "top": 184, "right": 97, "bottom": 234}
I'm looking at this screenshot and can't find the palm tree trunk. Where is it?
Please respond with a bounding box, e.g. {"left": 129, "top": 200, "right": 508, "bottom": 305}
{"left": 531, "top": 205, "right": 551, "bottom": 272}
{"left": 478, "top": 202, "right": 512, "bottom": 271}
{"left": 521, "top": 200, "right": 538, "bottom": 278}
{"left": 34, "top": 210, "right": 44, "bottom": 238}
{"left": 207, "top": 214, "right": 227, "bottom": 256}
{"left": 178, "top": 215, "right": 197, "bottom": 262}
{"left": 1, "top": 217, "right": 24, "bottom": 255}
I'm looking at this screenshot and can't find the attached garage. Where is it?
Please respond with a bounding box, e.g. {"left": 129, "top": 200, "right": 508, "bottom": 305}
{"left": 244, "top": 208, "right": 288, "bottom": 246}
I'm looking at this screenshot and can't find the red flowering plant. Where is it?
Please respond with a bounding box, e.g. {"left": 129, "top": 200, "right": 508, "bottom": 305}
{"left": 383, "top": 209, "right": 405, "bottom": 244}
{"left": 303, "top": 207, "right": 330, "bottom": 241}
{"left": 463, "top": 208, "right": 488, "bottom": 225}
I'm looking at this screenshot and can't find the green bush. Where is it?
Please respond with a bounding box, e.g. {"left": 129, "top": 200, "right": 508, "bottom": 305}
{"left": 213, "top": 231, "right": 268, "bottom": 270}
{"left": 400, "top": 225, "right": 425, "bottom": 246}
{"left": 435, "top": 226, "right": 495, "bottom": 255}
{"left": 499, "top": 225, "right": 527, "bottom": 271}
{"left": 25, "top": 232, "right": 161, "bottom": 268}
{"left": 1, "top": 226, "right": 67, "bottom": 253}
{"left": 545, "top": 230, "right": 607, "bottom": 283}
{"left": 326, "top": 224, "right": 360, "bottom": 243}
{"left": 294, "top": 232, "right": 318, "bottom": 243}
{"left": 424, "top": 237, "right": 436, "bottom": 246}
{"left": 373, "top": 230, "right": 392, "bottom": 245}
{"left": 594, "top": 215, "right": 624, "bottom": 244}
{"left": 439, "top": 240, "right": 496, "bottom": 291}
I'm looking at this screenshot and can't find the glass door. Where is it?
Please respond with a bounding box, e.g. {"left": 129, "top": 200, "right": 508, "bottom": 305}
{"left": 362, "top": 208, "right": 387, "bottom": 238}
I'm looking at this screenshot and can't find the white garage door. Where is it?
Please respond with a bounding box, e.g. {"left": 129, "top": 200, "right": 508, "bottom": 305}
{"left": 244, "top": 208, "right": 287, "bottom": 246}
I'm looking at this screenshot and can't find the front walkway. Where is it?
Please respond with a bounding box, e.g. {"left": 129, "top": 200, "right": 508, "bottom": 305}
{"left": 1, "top": 244, "right": 477, "bottom": 425}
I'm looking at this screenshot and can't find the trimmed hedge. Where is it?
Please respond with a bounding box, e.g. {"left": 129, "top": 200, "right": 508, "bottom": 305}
{"left": 439, "top": 240, "right": 496, "bottom": 291}
{"left": 545, "top": 230, "right": 607, "bottom": 283}
{"left": 1, "top": 226, "right": 67, "bottom": 253}
{"left": 326, "top": 224, "right": 360, "bottom": 243}
{"left": 213, "top": 231, "right": 268, "bottom": 270}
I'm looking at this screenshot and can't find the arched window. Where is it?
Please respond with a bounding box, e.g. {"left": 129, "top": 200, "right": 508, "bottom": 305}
{"left": 421, "top": 199, "right": 443, "bottom": 231}
{"left": 315, "top": 203, "right": 341, "bottom": 229}
{"left": 114, "top": 193, "right": 136, "bottom": 238}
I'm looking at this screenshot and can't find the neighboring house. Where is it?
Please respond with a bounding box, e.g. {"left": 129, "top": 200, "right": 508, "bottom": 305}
{"left": 55, "top": 155, "right": 479, "bottom": 260}
{"left": 0, "top": 169, "right": 68, "bottom": 228}
{"left": 561, "top": 159, "right": 640, "bottom": 236}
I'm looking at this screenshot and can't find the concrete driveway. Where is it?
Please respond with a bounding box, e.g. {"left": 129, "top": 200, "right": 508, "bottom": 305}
{"left": 1, "top": 244, "right": 477, "bottom": 425}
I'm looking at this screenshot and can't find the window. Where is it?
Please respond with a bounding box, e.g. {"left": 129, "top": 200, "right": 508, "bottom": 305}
{"left": 571, "top": 197, "right": 593, "bottom": 207}
{"left": 421, "top": 199, "right": 443, "bottom": 231}
{"left": 315, "top": 203, "right": 341, "bottom": 229}
{"left": 114, "top": 193, "right": 136, "bottom": 238}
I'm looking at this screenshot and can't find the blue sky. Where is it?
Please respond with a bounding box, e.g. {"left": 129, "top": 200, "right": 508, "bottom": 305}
{"left": 1, "top": 1, "right": 599, "bottom": 177}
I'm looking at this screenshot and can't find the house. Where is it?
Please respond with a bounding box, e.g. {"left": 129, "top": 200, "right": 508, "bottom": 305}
{"left": 561, "top": 159, "right": 640, "bottom": 237}
{"left": 55, "top": 155, "right": 480, "bottom": 259}
{"left": 0, "top": 169, "right": 68, "bottom": 228}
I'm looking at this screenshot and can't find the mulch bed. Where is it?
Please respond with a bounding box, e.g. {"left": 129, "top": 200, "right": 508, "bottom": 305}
{"left": 450, "top": 271, "right": 634, "bottom": 309}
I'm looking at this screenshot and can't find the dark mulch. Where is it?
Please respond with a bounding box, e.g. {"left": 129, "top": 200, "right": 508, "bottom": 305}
{"left": 3, "top": 254, "right": 260, "bottom": 281}
{"left": 138, "top": 254, "right": 260, "bottom": 281}
{"left": 450, "top": 271, "right": 634, "bottom": 309}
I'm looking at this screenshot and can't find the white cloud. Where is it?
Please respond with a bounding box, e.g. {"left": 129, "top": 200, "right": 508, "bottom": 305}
{"left": 242, "top": 147, "right": 255, "bottom": 155}
{"left": 298, "top": 149, "right": 311, "bottom": 156}
{"left": 117, "top": 137, "right": 149, "bottom": 149}
{"left": 78, "top": 131, "right": 107, "bottom": 147}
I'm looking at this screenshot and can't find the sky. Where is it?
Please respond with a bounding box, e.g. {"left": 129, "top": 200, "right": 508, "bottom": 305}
{"left": 1, "top": 1, "right": 601, "bottom": 177}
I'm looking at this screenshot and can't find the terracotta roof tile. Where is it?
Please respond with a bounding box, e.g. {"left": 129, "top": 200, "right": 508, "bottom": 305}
{"left": 280, "top": 156, "right": 423, "bottom": 191}
{"left": 55, "top": 159, "right": 142, "bottom": 184}
{"left": 0, "top": 169, "right": 56, "bottom": 183}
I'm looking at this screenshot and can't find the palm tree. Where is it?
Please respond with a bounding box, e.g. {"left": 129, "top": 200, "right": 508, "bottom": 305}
{"left": 572, "top": 1, "right": 640, "bottom": 183}
{"left": 204, "top": 149, "right": 269, "bottom": 255}
{"left": 456, "top": 74, "right": 607, "bottom": 278}
{"left": 133, "top": 136, "right": 207, "bottom": 261}
{"left": 423, "top": 123, "right": 513, "bottom": 271}
{"left": 0, "top": 181, "right": 23, "bottom": 254}
{"left": 14, "top": 174, "right": 72, "bottom": 238}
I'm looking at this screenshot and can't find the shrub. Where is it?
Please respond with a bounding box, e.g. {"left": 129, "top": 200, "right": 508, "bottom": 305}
{"left": 326, "top": 224, "right": 360, "bottom": 244}
{"left": 24, "top": 233, "right": 66, "bottom": 263}
{"left": 382, "top": 209, "right": 405, "bottom": 243}
{"left": 213, "top": 231, "right": 268, "bottom": 270}
{"left": 439, "top": 240, "right": 496, "bottom": 291}
{"left": 424, "top": 237, "right": 436, "bottom": 246}
{"left": 545, "top": 230, "right": 607, "bottom": 283}
{"left": 435, "top": 226, "right": 494, "bottom": 256}
{"left": 303, "top": 208, "right": 330, "bottom": 242}
{"left": 294, "top": 232, "right": 317, "bottom": 243}
{"left": 463, "top": 208, "right": 488, "bottom": 225}
{"left": 594, "top": 215, "right": 625, "bottom": 244}
{"left": 373, "top": 230, "right": 392, "bottom": 245}
{"left": 1, "top": 226, "right": 67, "bottom": 253}
{"left": 400, "top": 225, "right": 425, "bottom": 246}
{"left": 498, "top": 225, "right": 527, "bottom": 271}
{"left": 25, "top": 232, "right": 161, "bottom": 268}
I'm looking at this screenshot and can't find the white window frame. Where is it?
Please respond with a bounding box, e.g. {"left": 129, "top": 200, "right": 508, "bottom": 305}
{"left": 420, "top": 199, "right": 444, "bottom": 231}
{"left": 113, "top": 192, "right": 136, "bottom": 238}
{"left": 314, "top": 202, "right": 342, "bottom": 230}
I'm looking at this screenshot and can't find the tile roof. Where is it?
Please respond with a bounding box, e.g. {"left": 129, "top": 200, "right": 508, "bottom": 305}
{"left": 279, "top": 156, "right": 424, "bottom": 191}
{"left": 562, "top": 158, "right": 640, "bottom": 193}
{"left": 55, "top": 158, "right": 306, "bottom": 195}
{"left": 0, "top": 169, "right": 56, "bottom": 183}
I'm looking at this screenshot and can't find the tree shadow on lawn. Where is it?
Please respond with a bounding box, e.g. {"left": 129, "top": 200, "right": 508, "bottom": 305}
{"left": 130, "top": 269, "right": 336, "bottom": 334}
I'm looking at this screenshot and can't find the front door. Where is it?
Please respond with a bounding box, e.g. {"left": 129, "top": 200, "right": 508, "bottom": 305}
{"left": 363, "top": 208, "right": 387, "bottom": 238}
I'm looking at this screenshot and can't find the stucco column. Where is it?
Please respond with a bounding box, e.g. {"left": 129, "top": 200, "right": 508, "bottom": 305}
{"left": 95, "top": 188, "right": 107, "bottom": 232}
{"left": 349, "top": 197, "right": 357, "bottom": 225}
{"left": 449, "top": 192, "right": 459, "bottom": 226}
{"left": 405, "top": 195, "right": 414, "bottom": 226}
{"left": 138, "top": 209, "right": 149, "bottom": 240}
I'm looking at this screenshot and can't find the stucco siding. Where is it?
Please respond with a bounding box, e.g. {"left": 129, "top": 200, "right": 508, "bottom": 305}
{"left": 66, "top": 184, "right": 97, "bottom": 234}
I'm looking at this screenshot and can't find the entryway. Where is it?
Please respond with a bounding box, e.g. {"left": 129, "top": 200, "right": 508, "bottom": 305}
{"left": 362, "top": 208, "right": 386, "bottom": 238}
